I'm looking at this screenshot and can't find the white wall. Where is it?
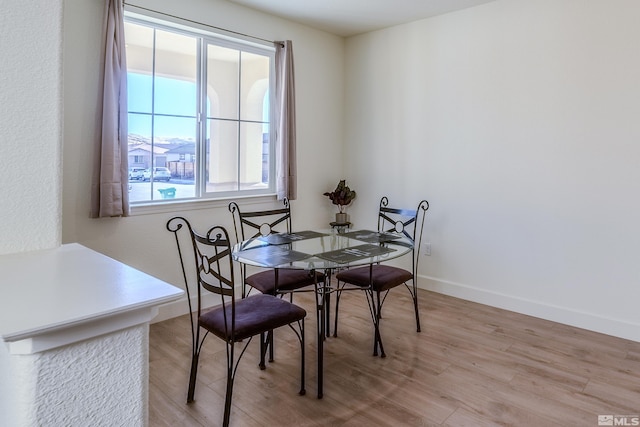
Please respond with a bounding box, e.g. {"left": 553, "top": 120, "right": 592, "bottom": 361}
{"left": 62, "top": 0, "right": 345, "bottom": 307}
{"left": 0, "top": 0, "right": 62, "bottom": 255}
{"left": 345, "top": 0, "right": 640, "bottom": 341}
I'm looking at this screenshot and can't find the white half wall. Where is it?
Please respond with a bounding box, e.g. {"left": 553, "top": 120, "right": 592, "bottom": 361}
{"left": 345, "top": 0, "right": 640, "bottom": 341}
{"left": 8, "top": 325, "right": 148, "bottom": 426}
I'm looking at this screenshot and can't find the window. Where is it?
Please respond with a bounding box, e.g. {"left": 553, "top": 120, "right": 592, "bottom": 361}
{"left": 124, "top": 16, "right": 275, "bottom": 203}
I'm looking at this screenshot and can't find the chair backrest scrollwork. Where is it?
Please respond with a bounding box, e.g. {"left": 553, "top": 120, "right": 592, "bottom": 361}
{"left": 376, "top": 196, "right": 429, "bottom": 276}
{"left": 228, "top": 198, "right": 293, "bottom": 242}
{"left": 167, "top": 217, "right": 238, "bottom": 342}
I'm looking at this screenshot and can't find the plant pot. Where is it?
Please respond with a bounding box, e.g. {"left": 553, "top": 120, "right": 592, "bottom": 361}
{"left": 335, "top": 212, "right": 348, "bottom": 224}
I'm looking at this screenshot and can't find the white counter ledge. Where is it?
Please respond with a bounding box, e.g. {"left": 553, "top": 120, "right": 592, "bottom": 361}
{"left": 0, "top": 243, "right": 183, "bottom": 352}
{"left": 0, "top": 243, "right": 184, "bottom": 426}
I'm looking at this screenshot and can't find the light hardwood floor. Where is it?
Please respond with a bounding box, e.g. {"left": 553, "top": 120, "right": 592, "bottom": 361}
{"left": 149, "top": 288, "right": 640, "bottom": 426}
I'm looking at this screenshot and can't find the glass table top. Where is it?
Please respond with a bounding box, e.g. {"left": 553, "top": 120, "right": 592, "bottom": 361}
{"left": 232, "top": 229, "right": 413, "bottom": 271}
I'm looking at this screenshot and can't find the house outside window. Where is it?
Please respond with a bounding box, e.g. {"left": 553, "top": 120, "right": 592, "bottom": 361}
{"left": 124, "top": 15, "right": 275, "bottom": 203}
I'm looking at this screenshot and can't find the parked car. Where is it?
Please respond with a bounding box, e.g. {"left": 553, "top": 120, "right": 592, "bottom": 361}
{"left": 143, "top": 167, "right": 171, "bottom": 182}
{"left": 128, "top": 167, "right": 146, "bottom": 180}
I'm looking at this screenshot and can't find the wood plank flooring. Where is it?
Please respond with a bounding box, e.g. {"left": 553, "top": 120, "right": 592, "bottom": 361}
{"left": 149, "top": 288, "right": 640, "bottom": 426}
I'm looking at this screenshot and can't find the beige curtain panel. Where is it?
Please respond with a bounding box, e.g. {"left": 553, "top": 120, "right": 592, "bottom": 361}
{"left": 275, "top": 40, "right": 297, "bottom": 201}
{"left": 91, "top": 0, "right": 129, "bottom": 218}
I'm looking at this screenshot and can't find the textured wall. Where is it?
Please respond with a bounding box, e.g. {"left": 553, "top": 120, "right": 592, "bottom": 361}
{"left": 7, "top": 325, "right": 148, "bottom": 427}
{"left": 0, "top": 0, "right": 63, "bottom": 255}
{"left": 0, "top": 0, "right": 64, "bottom": 423}
{"left": 0, "top": 341, "right": 16, "bottom": 426}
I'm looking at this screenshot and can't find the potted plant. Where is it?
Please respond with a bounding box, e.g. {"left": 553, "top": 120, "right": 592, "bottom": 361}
{"left": 324, "top": 180, "right": 356, "bottom": 223}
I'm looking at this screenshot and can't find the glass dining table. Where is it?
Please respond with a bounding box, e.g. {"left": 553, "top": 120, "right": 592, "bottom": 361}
{"left": 232, "top": 228, "right": 413, "bottom": 398}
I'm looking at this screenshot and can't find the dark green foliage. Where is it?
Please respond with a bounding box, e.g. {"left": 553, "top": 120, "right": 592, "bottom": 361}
{"left": 323, "top": 180, "right": 356, "bottom": 213}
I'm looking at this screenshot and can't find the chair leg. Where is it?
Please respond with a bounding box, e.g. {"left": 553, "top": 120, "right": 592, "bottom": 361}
{"left": 333, "top": 282, "right": 342, "bottom": 337}
{"left": 325, "top": 289, "right": 331, "bottom": 337}
{"left": 412, "top": 282, "right": 421, "bottom": 333}
{"left": 268, "top": 330, "right": 275, "bottom": 362}
{"left": 299, "top": 318, "right": 306, "bottom": 396}
{"left": 187, "top": 351, "right": 200, "bottom": 403}
{"left": 259, "top": 332, "right": 267, "bottom": 370}
{"left": 374, "top": 291, "right": 386, "bottom": 358}
{"left": 222, "top": 343, "right": 236, "bottom": 427}
{"left": 364, "top": 289, "right": 383, "bottom": 357}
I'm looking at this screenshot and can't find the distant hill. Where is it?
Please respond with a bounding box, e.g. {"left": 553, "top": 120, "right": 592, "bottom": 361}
{"left": 128, "top": 134, "right": 195, "bottom": 146}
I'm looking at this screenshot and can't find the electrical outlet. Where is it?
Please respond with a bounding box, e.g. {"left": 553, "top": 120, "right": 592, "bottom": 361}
{"left": 422, "top": 243, "right": 431, "bottom": 256}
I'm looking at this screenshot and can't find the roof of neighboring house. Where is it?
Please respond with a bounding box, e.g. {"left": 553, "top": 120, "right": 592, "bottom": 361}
{"left": 165, "top": 144, "right": 195, "bottom": 155}
{"left": 127, "top": 143, "right": 169, "bottom": 154}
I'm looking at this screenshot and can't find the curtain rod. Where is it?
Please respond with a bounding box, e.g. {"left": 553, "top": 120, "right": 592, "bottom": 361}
{"left": 123, "top": 2, "right": 283, "bottom": 47}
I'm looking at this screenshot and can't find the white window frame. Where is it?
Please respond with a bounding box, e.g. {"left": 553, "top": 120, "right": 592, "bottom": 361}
{"left": 124, "top": 10, "right": 277, "bottom": 214}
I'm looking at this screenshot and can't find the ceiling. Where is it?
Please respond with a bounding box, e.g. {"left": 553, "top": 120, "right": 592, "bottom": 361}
{"left": 227, "top": 0, "right": 496, "bottom": 37}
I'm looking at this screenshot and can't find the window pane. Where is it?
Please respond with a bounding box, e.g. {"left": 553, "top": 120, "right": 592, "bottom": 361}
{"left": 128, "top": 115, "right": 197, "bottom": 202}
{"left": 152, "top": 115, "right": 196, "bottom": 200}
{"left": 125, "top": 23, "right": 154, "bottom": 114}
{"left": 128, "top": 112, "right": 152, "bottom": 144}
{"left": 206, "top": 119, "right": 238, "bottom": 193}
{"left": 261, "top": 124, "right": 270, "bottom": 184}
{"left": 154, "top": 30, "right": 197, "bottom": 116}
{"left": 153, "top": 114, "right": 198, "bottom": 140}
{"left": 239, "top": 122, "right": 269, "bottom": 189}
{"left": 207, "top": 44, "right": 239, "bottom": 120}
{"left": 128, "top": 113, "right": 151, "bottom": 202}
{"left": 240, "top": 52, "right": 270, "bottom": 122}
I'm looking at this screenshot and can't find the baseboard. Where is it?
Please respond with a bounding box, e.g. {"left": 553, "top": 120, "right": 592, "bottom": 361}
{"left": 418, "top": 274, "right": 640, "bottom": 343}
{"left": 151, "top": 292, "right": 222, "bottom": 324}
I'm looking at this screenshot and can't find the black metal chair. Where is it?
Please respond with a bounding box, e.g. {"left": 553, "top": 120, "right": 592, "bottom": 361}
{"left": 334, "top": 197, "right": 429, "bottom": 358}
{"left": 166, "top": 217, "right": 306, "bottom": 427}
{"left": 229, "top": 198, "right": 325, "bottom": 298}
{"left": 229, "top": 198, "right": 325, "bottom": 363}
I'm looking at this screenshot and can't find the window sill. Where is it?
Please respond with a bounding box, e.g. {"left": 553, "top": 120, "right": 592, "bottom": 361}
{"left": 129, "top": 193, "right": 278, "bottom": 216}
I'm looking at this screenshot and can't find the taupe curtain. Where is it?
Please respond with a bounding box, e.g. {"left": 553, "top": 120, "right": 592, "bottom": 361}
{"left": 91, "top": 0, "right": 129, "bottom": 218}
{"left": 274, "top": 40, "right": 297, "bottom": 201}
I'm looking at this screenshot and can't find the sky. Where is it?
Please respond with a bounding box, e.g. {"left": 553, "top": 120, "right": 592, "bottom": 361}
{"left": 127, "top": 72, "right": 269, "bottom": 140}
{"left": 127, "top": 73, "right": 198, "bottom": 139}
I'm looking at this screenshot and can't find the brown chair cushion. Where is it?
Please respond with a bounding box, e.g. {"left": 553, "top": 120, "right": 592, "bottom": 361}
{"left": 199, "top": 294, "right": 306, "bottom": 342}
{"left": 336, "top": 264, "right": 413, "bottom": 292}
{"left": 246, "top": 269, "right": 325, "bottom": 294}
